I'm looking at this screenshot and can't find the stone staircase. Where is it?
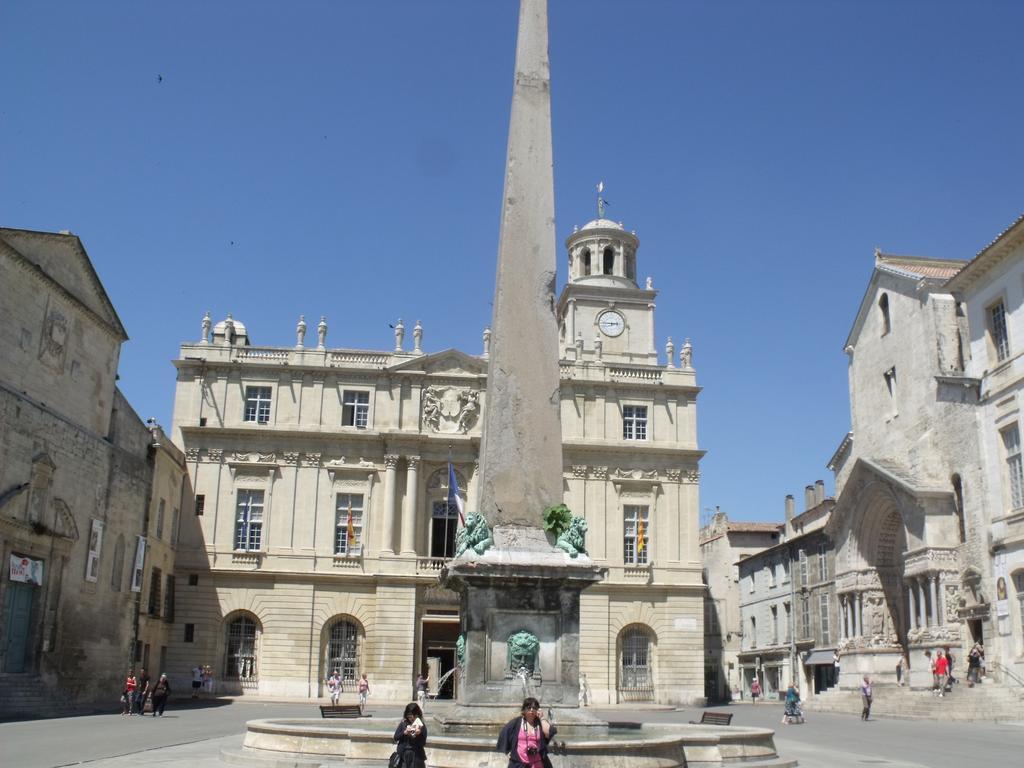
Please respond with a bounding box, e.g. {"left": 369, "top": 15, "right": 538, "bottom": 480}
{"left": 805, "top": 681, "right": 1024, "bottom": 721}
{"left": 0, "top": 675, "right": 87, "bottom": 720}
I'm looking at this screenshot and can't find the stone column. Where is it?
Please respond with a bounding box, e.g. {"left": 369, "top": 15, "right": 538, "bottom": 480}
{"left": 845, "top": 595, "right": 853, "bottom": 638}
{"left": 917, "top": 578, "right": 927, "bottom": 629}
{"left": 380, "top": 454, "right": 400, "bottom": 554}
{"left": 929, "top": 573, "right": 939, "bottom": 627}
{"left": 907, "top": 582, "right": 917, "bottom": 631}
{"left": 854, "top": 592, "right": 862, "bottom": 637}
{"left": 400, "top": 456, "right": 421, "bottom": 555}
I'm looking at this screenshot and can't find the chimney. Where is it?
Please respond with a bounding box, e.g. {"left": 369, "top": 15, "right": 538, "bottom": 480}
{"left": 804, "top": 485, "right": 815, "bottom": 511}
{"left": 785, "top": 494, "right": 795, "bottom": 537}
{"left": 815, "top": 479, "right": 826, "bottom": 504}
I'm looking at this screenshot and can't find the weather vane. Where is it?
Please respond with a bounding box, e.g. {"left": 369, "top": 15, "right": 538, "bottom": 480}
{"left": 596, "top": 180, "right": 609, "bottom": 219}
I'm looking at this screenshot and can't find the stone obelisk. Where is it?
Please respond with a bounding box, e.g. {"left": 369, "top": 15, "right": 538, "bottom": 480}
{"left": 440, "top": 0, "right": 605, "bottom": 723}
{"left": 478, "top": 0, "right": 563, "bottom": 537}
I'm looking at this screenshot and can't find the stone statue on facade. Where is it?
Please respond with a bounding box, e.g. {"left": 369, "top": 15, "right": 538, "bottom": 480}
{"left": 317, "top": 316, "right": 327, "bottom": 349}
{"left": 680, "top": 337, "right": 693, "bottom": 369}
{"left": 456, "top": 634, "right": 467, "bottom": 669}
{"left": 393, "top": 318, "right": 405, "bottom": 352}
{"left": 482, "top": 327, "right": 491, "bottom": 358}
{"left": 201, "top": 311, "right": 211, "bottom": 344}
{"left": 223, "top": 314, "right": 235, "bottom": 345}
{"left": 422, "top": 386, "right": 481, "bottom": 434}
{"left": 413, "top": 320, "right": 423, "bottom": 354}
{"left": 665, "top": 337, "right": 675, "bottom": 368}
{"left": 296, "top": 315, "right": 306, "bottom": 348}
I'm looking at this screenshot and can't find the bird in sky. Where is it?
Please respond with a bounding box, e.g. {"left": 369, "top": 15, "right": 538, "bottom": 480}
{"left": 156, "top": 74, "right": 163, "bottom": 83}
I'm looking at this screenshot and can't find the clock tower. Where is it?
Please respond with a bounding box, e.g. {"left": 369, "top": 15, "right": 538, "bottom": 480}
{"left": 556, "top": 204, "right": 658, "bottom": 365}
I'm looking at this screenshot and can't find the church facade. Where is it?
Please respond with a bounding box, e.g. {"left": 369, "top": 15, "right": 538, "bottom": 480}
{"left": 166, "top": 215, "right": 707, "bottom": 705}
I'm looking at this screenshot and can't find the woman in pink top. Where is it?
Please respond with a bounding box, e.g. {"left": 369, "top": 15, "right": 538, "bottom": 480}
{"left": 934, "top": 651, "right": 949, "bottom": 697}
{"left": 122, "top": 670, "right": 137, "bottom": 716}
{"left": 496, "top": 697, "right": 557, "bottom": 768}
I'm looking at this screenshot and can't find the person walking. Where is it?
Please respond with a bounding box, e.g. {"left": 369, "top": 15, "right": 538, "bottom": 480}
{"left": 860, "top": 675, "right": 873, "bottom": 721}
{"left": 415, "top": 672, "right": 428, "bottom": 709}
{"left": 357, "top": 673, "right": 370, "bottom": 711}
{"left": 203, "top": 664, "right": 214, "bottom": 694}
{"left": 967, "top": 643, "right": 982, "bottom": 686}
{"left": 191, "top": 664, "right": 204, "bottom": 698}
{"left": 151, "top": 674, "right": 171, "bottom": 716}
{"left": 896, "top": 656, "right": 905, "bottom": 687}
{"left": 934, "top": 650, "right": 949, "bottom": 697}
{"left": 393, "top": 702, "right": 428, "bottom": 768}
{"left": 327, "top": 669, "right": 342, "bottom": 706}
{"left": 135, "top": 667, "right": 151, "bottom": 716}
{"left": 496, "top": 697, "right": 556, "bottom": 768}
{"left": 122, "top": 669, "right": 137, "bottom": 717}
{"left": 749, "top": 677, "right": 761, "bottom": 704}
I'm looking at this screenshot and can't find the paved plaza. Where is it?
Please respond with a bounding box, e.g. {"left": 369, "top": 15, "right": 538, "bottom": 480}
{"left": 3, "top": 698, "right": 1022, "bottom": 768}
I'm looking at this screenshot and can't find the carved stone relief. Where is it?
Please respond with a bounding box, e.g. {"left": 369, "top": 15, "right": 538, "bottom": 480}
{"left": 39, "top": 308, "right": 69, "bottom": 373}
{"left": 422, "top": 386, "right": 480, "bottom": 434}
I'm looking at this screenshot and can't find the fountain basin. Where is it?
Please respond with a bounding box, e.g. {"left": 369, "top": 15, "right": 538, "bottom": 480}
{"left": 228, "top": 717, "right": 795, "bottom": 768}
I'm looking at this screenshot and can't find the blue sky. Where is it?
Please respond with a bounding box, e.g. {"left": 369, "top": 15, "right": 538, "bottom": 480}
{"left": 4, "top": 0, "right": 1024, "bottom": 524}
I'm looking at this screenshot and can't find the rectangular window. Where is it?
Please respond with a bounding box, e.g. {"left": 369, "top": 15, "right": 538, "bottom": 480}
{"left": 818, "top": 542, "right": 828, "bottom": 581}
{"left": 234, "top": 489, "right": 265, "bottom": 551}
{"left": 1014, "top": 573, "right": 1024, "bottom": 639}
{"left": 819, "top": 593, "right": 831, "bottom": 644}
{"left": 195, "top": 494, "right": 205, "bottom": 516}
{"left": 334, "top": 493, "right": 364, "bottom": 555}
{"left": 990, "top": 300, "right": 1011, "bottom": 362}
{"left": 801, "top": 595, "right": 810, "bottom": 639}
{"left": 781, "top": 560, "right": 790, "bottom": 584}
{"left": 1003, "top": 425, "right": 1024, "bottom": 510}
{"left": 188, "top": 573, "right": 199, "bottom": 586}
{"left": 622, "top": 405, "right": 648, "bottom": 440}
{"left": 623, "top": 504, "right": 649, "bottom": 564}
{"left": 431, "top": 499, "right": 460, "bottom": 558}
{"left": 148, "top": 567, "right": 162, "bottom": 616}
{"left": 156, "top": 499, "right": 165, "bottom": 540}
{"left": 171, "top": 507, "right": 179, "bottom": 546}
{"left": 770, "top": 605, "right": 779, "bottom": 645}
{"left": 769, "top": 561, "right": 777, "bottom": 587}
{"left": 749, "top": 616, "right": 757, "bottom": 649}
{"left": 798, "top": 549, "right": 808, "bottom": 587}
{"left": 784, "top": 602, "right": 791, "bottom": 642}
{"left": 85, "top": 519, "right": 104, "bottom": 582}
{"left": 184, "top": 623, "right": 195, "bottom": 643}
{"left": 164, "top": 575, "right": 175, "bottom": 622}
{"left": 748, "top": 570, "right": 755, "bottom": 593}
{"left": 342, "top": 390, "right": 370, "bottom": 428}
{"left": 243, "top": 386, "right": 272, "bottom": 424}
{"left": 130, "top": 536, "right": 146, "bottom": 592}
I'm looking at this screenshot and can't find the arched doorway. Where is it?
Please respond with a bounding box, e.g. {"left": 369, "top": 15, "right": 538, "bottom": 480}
{"left": 323, "top": 617, "right": 362, "bottom": 692}
{"left": 617, "top": 624, "right": 655, "bottom": 702}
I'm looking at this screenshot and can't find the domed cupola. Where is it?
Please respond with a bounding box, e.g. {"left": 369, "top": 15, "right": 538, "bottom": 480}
{"left": 566, "top": 183, "right": 640, "bottom": 286}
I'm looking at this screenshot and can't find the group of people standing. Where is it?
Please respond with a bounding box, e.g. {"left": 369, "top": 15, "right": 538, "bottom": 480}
{"left": 391, "top": 697, "right": 556, "bottom": 768}
{"left": 120, "top": 668, "right": 171, "bottom": 717}
{"left": 325, "top": 670, "right": 372, "bottom": 710}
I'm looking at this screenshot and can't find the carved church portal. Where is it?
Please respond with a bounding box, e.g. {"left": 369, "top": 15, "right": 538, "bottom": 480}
{"left": 865, "top": 505, "right": 909, "bottom": 651}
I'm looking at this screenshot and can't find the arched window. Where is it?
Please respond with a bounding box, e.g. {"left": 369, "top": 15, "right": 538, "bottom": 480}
{"left": 327, "top": 619, "right": 361, "bottom": 684}
{"left": 879, "top": 293, "right": 891, "bottom": 336}
{"left": 110, "top": 534, "right": 125, "bottom": 591}
{"left": 225, "top": 614, "right": 259, "bottom": 680}
{"left": 582, "top": 249, "right": 592, "bottom": 276}
{"left": 952, "top": 474, "right": 966, "bottom": 543}
{"left": 618, "top": 625, "right": 654, "bottom": 701}
{"left": 603, "top": 246, "right": 615, "bottom": 275}
{"left": 1013, "top": 571, "right": 1024, "bottom": 641}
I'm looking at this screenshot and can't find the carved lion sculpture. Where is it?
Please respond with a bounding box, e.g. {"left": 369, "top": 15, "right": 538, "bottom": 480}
{"left": 555, "top": 516, "right": 588, "bottom": 558}
{"left": 455, "top": 512, "right": 494, "bottom": 558}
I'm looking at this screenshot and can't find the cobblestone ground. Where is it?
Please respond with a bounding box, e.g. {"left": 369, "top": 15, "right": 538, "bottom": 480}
{"left": 2, "top": 698, "right": 1022, "bottom": 768}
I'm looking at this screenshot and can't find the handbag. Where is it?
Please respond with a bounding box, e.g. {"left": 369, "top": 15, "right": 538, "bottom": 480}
{"left": 387, "top": 750, "right": 404, "bottom": 768}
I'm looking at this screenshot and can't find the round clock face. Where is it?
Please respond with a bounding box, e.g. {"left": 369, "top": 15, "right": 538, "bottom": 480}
{"left": 598, "top": 311, "right": 625, "bottom": 337}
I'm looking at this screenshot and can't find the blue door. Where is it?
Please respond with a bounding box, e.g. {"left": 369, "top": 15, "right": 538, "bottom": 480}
{"left": 3, "top": 581, "right": 35, "bottom": 673}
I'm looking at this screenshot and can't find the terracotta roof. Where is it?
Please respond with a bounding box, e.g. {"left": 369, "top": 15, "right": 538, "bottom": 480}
{"left": 876, "top": 253, "right": 965, "bottom": 281}
{"left": 945, "top": 213, "right": 1024, "bottom": 292}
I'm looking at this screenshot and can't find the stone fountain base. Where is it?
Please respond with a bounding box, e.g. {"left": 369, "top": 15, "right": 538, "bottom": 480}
{"left": 225, "top": 717, "right": 797, "bottom": 768}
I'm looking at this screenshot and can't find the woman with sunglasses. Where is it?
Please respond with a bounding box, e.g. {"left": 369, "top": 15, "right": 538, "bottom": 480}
{"left": 496, "top": 697, "right": 557, "bottom": 768}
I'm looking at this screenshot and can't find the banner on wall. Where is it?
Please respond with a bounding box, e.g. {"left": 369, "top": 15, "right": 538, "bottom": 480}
{"left": 9, "top": 554, "right": 44, "bottom": 585}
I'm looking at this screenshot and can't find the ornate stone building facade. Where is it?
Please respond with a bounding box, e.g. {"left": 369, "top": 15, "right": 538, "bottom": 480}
{"left": 166, "top": 214, "right": 707, "bottom": 705}
{"left": 827, "top": 250, "right": 980, "bottom": 687}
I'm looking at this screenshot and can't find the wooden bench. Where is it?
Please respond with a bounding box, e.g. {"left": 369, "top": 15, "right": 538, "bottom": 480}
{"left": 319, "top": 704, "right": 363, "bottom": 718}
{"left": 689, "top": 711, "right": 732, "bottom": 726}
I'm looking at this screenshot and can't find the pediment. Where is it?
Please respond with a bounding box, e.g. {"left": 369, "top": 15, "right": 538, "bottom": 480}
{"left": 388, "top": 348, "right": 487, "bottom": 377}
{"left": 0, "top": 228, "right": 127, "bottom": 340}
